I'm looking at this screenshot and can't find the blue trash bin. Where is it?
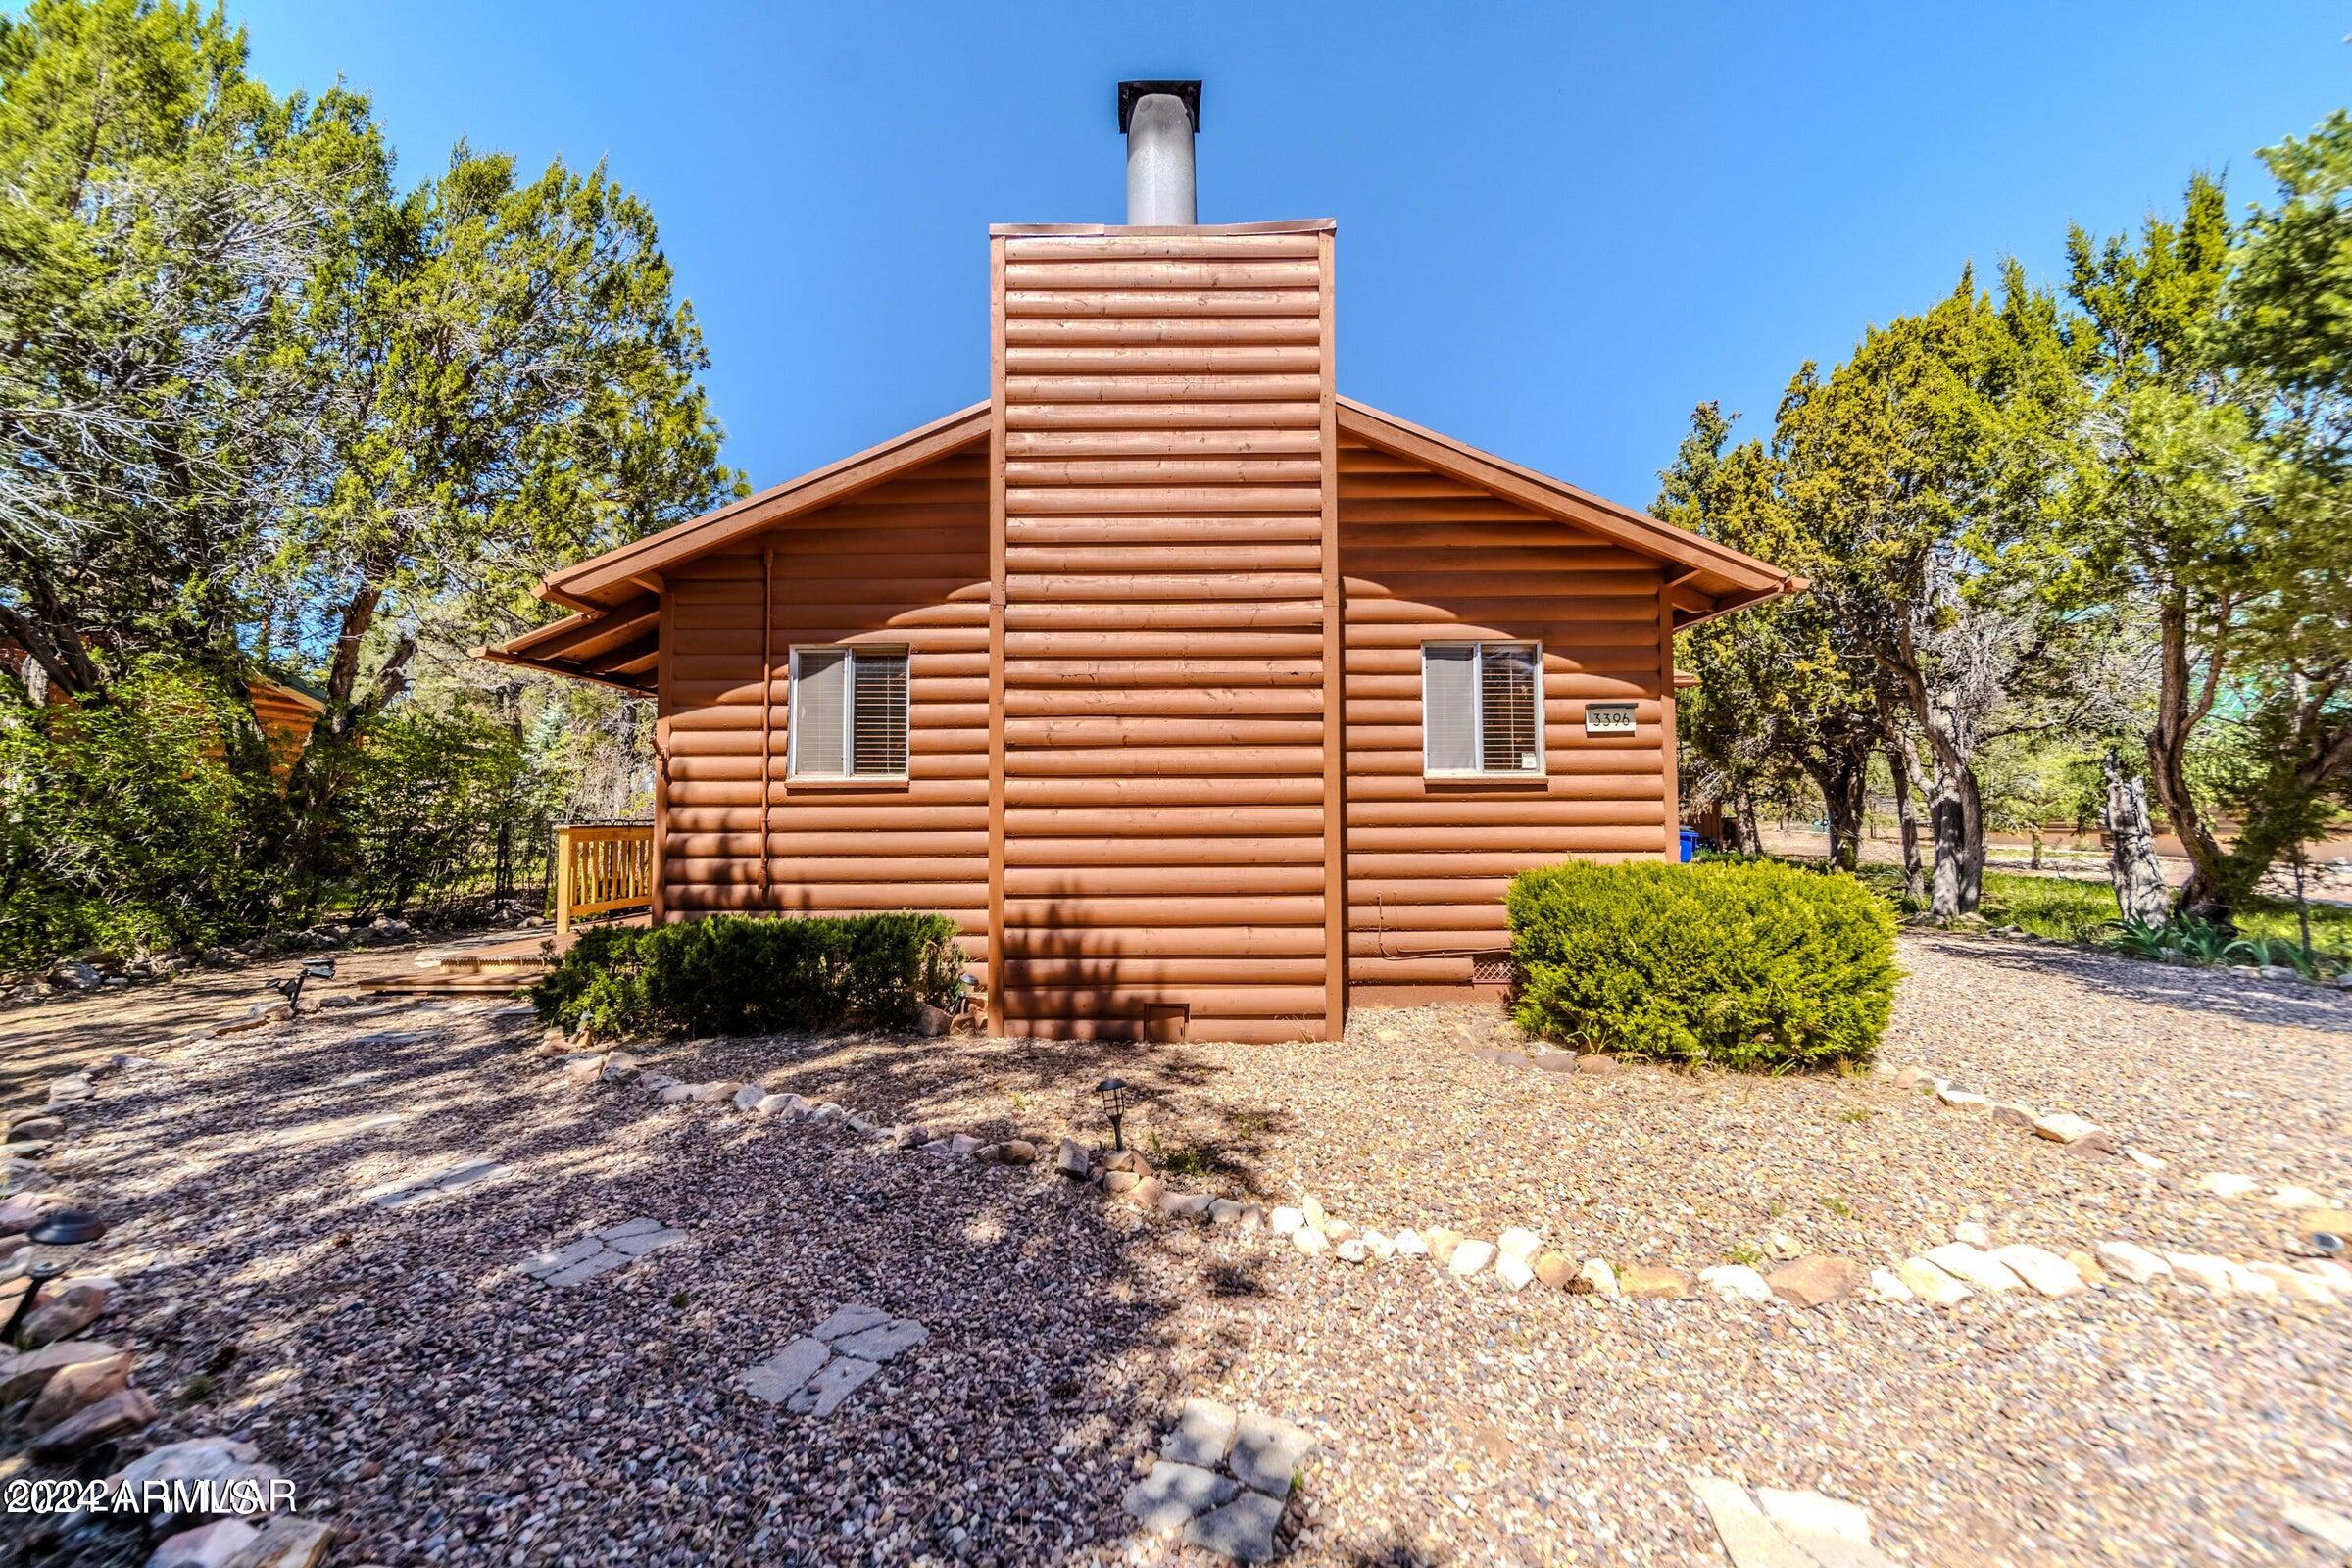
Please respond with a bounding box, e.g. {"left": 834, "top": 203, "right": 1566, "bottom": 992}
{"left": 1678, "top": 827, "right": 1699, "bottom": 863}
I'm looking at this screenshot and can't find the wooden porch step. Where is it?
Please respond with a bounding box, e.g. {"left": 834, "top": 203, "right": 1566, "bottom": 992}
{"left": 366, "top": 974, "right": 534, "bottom": 997}
{"left": 434, "top": 953, "right": 554, "bottom": 974}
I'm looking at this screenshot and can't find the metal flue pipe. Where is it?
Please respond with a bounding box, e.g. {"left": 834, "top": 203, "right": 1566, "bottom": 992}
{"left": 1119, "top": 80, "right": 1200, "bottom": 225}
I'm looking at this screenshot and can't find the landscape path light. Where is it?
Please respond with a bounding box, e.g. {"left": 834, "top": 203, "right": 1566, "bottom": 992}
{"left": 1095, "top": 1077, "right": 1133, "bottom": 1153}
{"left": 9, "top": 1205, "right": 105, "bottom": 1343}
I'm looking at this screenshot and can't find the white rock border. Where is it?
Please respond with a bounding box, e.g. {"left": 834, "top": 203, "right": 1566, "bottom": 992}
{"left": 530, "top": 1042, "right": 2350, "bottom": 1324}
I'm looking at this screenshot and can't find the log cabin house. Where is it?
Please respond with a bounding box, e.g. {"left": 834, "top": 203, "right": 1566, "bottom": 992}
{"left": 2, "top": 640, "right": 326, "bottom": 781}
{"left": 483, "top": 81, "right": 1797, "bottom": 1043}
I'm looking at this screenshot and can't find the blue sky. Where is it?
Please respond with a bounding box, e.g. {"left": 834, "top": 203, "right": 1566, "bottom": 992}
{"left": 230, "top": 2, "right": 2345, "bottom": 511}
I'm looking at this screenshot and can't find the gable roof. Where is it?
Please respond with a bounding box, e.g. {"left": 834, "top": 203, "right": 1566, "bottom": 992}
{"left": 543, "top": 401, "right": 992, "bottom": 612}
{"left": 479, "top": 397, "right": 1796, "bottom": 687}
{"left": 1334, "top": 398, "right": 1799, "bottom": 625}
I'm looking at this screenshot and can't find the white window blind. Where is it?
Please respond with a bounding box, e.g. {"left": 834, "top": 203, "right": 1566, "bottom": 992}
{"left": 1422, "top": 645, "right": 1479, "bottom": 772}
{"left": 1422, "top": 642, "right": 1543, "bottom": 776}
{"left": 1480, "top": 643, "right": 1540, "bottom": 772}
{"left": 852, "top": 651, "right": 909, "bottom": 775}
{"left": 791, "top": 647, "right": 906, "bottom": 778}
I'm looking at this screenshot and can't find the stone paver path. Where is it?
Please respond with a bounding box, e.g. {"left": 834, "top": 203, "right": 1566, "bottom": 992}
{"left": 736, "top": 1302, "right": 929, "bottom": 1418}
{"left": 343, "top": 1028, "right": 437, "bottom": 1050}
{"left": 364, "top": 1156, "right": 512, "bottom": 1210}
{"left": 519, "top": 1217, "right": 687, "bottom": 1287}
{"left": 1123, "top": 1398, "right": 1315, "bottom": 1562}
{"left": 1690, "top": 1475, "right": 1899, "bottom": 1568}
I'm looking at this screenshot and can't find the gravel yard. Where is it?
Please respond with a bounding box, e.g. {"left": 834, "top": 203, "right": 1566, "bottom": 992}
{"left": 1, "top": 929, "right": 2347, "bottom": 1566}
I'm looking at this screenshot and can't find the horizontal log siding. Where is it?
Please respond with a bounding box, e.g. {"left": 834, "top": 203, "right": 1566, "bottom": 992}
{"left": 1339, "top": 441, "right": 1671, "bottom": 988}
{"left": 995, "top": 231, "right": 1332, "bottom": 1043}
{"left": 660, "top": 448, "right": 992, "bottom": 967}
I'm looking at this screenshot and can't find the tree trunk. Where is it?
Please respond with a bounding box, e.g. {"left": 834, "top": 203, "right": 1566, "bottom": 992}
{"left": 1925, "top": 757, "right": 1984, "bottom": 920}
{"left": 1735, "top": 784, "right": 1761, "bottom": 857}
{"left": 1809, "top": 758, "right": 1869, "bottom": 872}
{"left": 2102, "top": 750, "right": 2174, "bottom": 925}
{"left": 1885, "top": 734, "right": 1925, "bottom": 904}
{"left": 2143, "top": 589, "right": 2232, "bottom": 923}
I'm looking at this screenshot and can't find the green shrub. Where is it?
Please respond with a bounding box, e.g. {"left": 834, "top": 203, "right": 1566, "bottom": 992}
{"left": 2111, "top": 915, "right": 2340, "bottom": 978}
{"left": 1506, "top": 859, "right": 1897, "bottom": 1069}
{"left": 530, "top": 912, "right": 967, "bottom": 1038}
{"left": 0, "top": 660, "right": 282, "bottom": 967}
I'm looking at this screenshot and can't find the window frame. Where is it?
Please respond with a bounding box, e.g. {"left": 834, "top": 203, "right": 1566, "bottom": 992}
{"left": 1420, "top": 640, "right": 1546, "bottom": 780}
{"left": 785, "top": 643, "right": 910, "bottom": 783}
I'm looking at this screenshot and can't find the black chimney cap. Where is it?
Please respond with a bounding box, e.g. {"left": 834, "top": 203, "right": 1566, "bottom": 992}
{"left": 1117, "top": 80, "right": 1201, "bottom": 133}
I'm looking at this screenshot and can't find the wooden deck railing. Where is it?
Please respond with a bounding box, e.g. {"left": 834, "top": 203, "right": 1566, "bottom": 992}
{"left": 554, "top": 822, "right": 655, "bottom": 938}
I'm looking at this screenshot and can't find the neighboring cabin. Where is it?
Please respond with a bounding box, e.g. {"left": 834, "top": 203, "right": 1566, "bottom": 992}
{"left": 485, "top": 83, "right": 1794, "bottom": 1043}
{"left": 1, "top": 640, "right": 325, "bottom": 781}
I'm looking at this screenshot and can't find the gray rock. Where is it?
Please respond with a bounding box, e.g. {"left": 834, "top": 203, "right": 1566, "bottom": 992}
{"left": 520, "top": 1238, "right": 606, "bottom": 1280}
{"left": 2095, "top": 1240, "right": 2172, "bottom": 1284}
{"left": 1923, "top": 1243, "right": 2024, "bottom": 1293}
{"left": 810, "top": 1302, "right": 896, "bottom": 1342}
{"left": 598, "top": 1216, "right": 664, "bottom": 1240}
{"left": 206, "top": 1515, "right": 329, "bottom": 1568}
{"left": 607, "top": 1225, "right": 686, "bottom": 1257}
{"left": 1184, "top": 1489, "right": 1287, "bottom": 1562}
{"left": 786, "top": 1353, "right": 880, "bottom": 1417}
{"left": 105, "top": 1435, "right": 264, "bottom": 1497}
{"left": 30, "top": 1386, "right": 154, "bottom": 1457}
{"left": 49, "top": 960, "right": 101, "bottom": 991}
{"left": 1690, "top": 1475, "right": 1821, "bottom": 1568}
{"left": 0, "top": 1340, "right": 122, "bottom": 1404}
{"left": 1121, "top": 1461, "right": 1239, "bottom": 1532}
{"left": 1055, "top": 1137, "right": 1091, "bottom": 1177}
{"left": 543, "top": 1253, "right": 628, "bottom": 1288}
{"left": 2286, "top": 1505, "right": 2352, "bottom": 1554}
{"left": 830, "top": 1319, "right": 928, "bottom": 1362}
{"left": 1755, "top": 1487, "right": 1873, "bottom": 1545}
{"left": 433, "top": 1157, "right": 507, "bottom": 1190}
{"left": 739, "top": 1337, "right": 831, "bottom": 1403}
{"left": 1226, "top": 1409, "right": 1316, "bottom": 1494}
{"left": 147, "top": 1517, "right": 260, "bottom": 1567}
{"left": 1160, "top": 1190, "right": 1214, "bottom": 1220}
{"left": 1160, "top": 1396, "right": 1238, "bottom": 1467}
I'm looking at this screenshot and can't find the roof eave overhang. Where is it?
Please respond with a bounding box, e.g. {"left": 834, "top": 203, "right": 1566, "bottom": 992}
{"left": 483, "top": 390, "right": 1804, "bottom": 697}
{"left": 474, "top": 644, "right": 655, "bottom": 695}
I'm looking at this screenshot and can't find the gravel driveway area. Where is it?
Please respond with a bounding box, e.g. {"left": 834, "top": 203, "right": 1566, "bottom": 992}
{"left": 2, "top": 931, "right": 2346, "bottom": 1566}
{"left": 1886, "top": 932, "right": 2349, "bottom": 1187}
